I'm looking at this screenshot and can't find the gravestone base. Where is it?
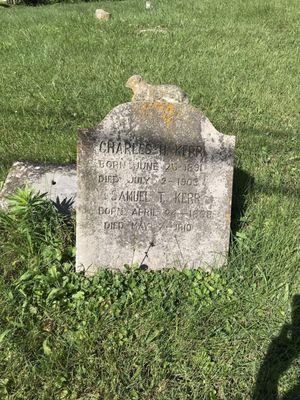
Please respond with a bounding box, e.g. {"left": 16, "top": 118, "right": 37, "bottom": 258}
{"left": 0, "top": 162, "right": 76, "bottom": 211}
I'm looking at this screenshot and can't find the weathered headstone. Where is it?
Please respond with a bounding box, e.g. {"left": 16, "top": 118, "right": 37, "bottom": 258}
{"left": 76, "top": 102, "right": 235, "bottom": 274}
{"left": 0, "top": 162, "right": 76, "bottom": 211}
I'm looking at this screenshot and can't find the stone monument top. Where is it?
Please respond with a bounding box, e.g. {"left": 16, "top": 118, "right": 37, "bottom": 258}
{"left": 125, "top": 75, "right": 189, "bottom": 104}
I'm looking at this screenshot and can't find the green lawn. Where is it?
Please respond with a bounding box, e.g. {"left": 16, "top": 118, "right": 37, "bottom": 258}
{"left": 0, "top": 0, "right": 300, "bottom": 399}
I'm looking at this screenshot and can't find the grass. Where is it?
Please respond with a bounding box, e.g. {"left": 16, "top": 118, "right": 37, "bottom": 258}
{"left": 0, "top": 0, "right": 299, "bottom": 398}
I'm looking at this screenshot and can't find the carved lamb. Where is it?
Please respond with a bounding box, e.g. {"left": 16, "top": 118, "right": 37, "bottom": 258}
{"left": 125, "top": 75, "right": 189, "bottom": 104}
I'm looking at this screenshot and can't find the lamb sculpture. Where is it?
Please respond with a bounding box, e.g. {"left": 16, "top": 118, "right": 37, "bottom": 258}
{"left": 125, "top": 75, "right": 189, "bottom": 104}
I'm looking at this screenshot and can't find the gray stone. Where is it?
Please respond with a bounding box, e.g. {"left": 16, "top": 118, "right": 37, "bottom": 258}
{"left": 76, "top": 102, "right": 235, "bottom": 274}
{"left": 0, "top": 162, "right": 76, "bottom": 211}
{"left": 95, "top": 9, "right": 111, "bottom": 20}
{"left": 145, "top": 1, "right": 153, "bottom": 9}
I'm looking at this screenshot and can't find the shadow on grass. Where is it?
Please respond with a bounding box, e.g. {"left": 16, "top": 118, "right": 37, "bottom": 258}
{"left": 253, "top": 295, "right": 300, "bottom": 400}
{"left": 231, "top": 167, "right": 254, "bottom": 236}
{"left": 230, "top": 165, "right": 300, "bottom": 238}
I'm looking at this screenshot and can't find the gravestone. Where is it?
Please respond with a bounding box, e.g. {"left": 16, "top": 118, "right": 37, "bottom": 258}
{"left": 0, "top": 162, "right": 76, "bottom": 212}
{"left": 76, "top": 102, "right": 235, "bottom": 274}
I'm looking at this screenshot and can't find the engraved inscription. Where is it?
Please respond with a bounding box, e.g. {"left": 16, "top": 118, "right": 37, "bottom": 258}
{"left": 132, "top": 219, "right": 152, "bottom": 230}
{"left": 111, "top": 190, "right": 150, "bottom": 203}
{"left": 99, "top": 160, "right": 126, "bottom": 170}
{"left": 127, "top": 176, "right": 150, "bottom": 184}
{"left": 104, "top": 221, "right": 124, "bottom": 230}
{"left": 98, "top": 207, "right": 125, "bottom": 216}
{"left": 131, "top": 161, "right": 159, "bottom": 171}
{"left": 96, "top": 139, "right": 212, "bottom": 237}
{"left": 174, "top": 192, "right": 212, "bottom": 205}
{"left": 98, "top": 174, "right": 119, "bottom": 183}
{"left": 98, "top": 140, "right": 206, "bottom": 159}
{"left": 132, "top": 208, "right": 157, "bottom": 217}
{"left": 99, "top": 140, "right": 166, "bottom": 156}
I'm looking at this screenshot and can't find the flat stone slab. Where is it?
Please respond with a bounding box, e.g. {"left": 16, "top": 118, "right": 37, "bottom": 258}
{"left": 0, "top": 162, "right": 76, "bottom": 211}
{"left": 76, "top": 102, "right": 235, "bottom": 274}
